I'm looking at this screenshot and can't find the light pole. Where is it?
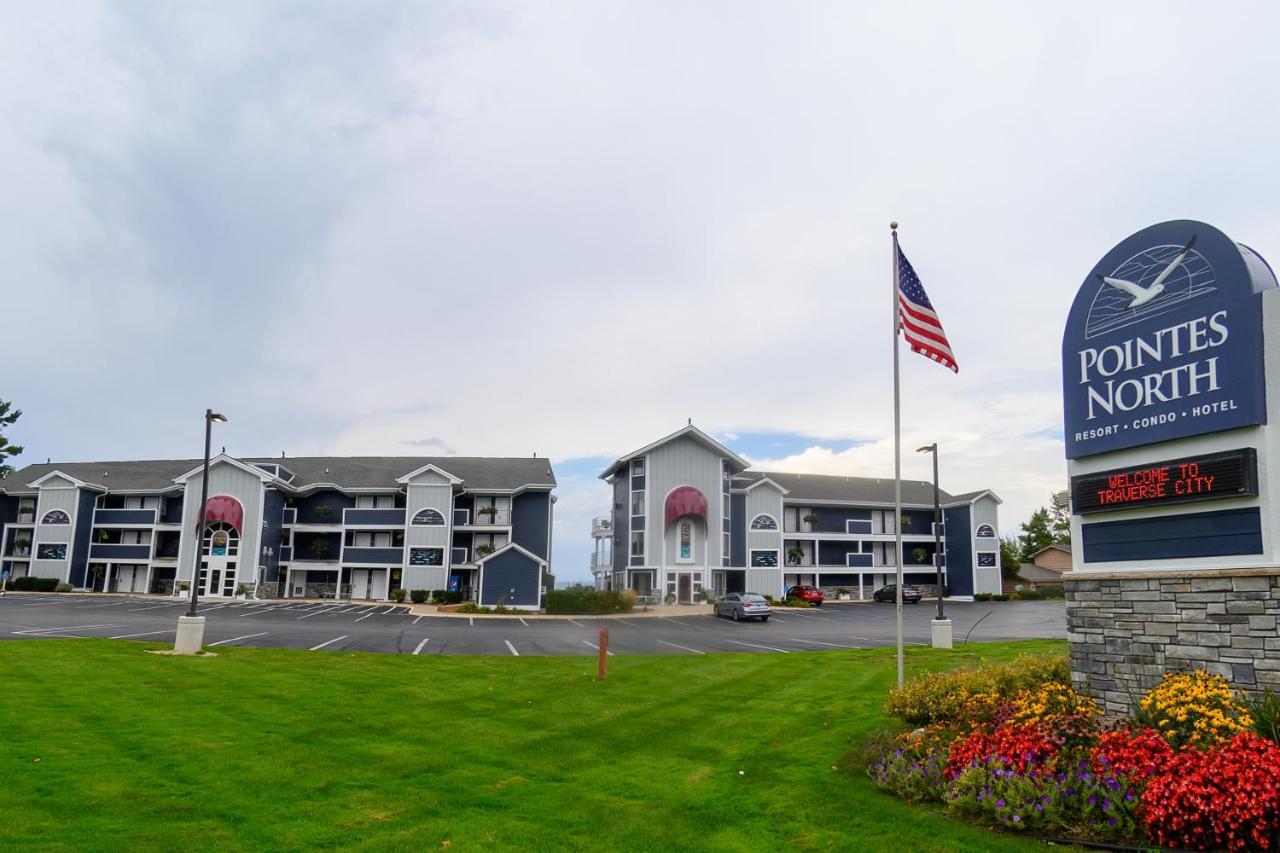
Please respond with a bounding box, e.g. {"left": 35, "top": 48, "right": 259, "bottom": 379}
{"left": 917, "top": 442, "right": 952, "bottom": 649}
{"left": 174, "top": 409, "right": 226, "bottom": 654}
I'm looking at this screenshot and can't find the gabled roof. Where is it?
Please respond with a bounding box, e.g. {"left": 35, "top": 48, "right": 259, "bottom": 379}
{"left": 27, "top": 470, "right": 101, "bottom": 490}
{"left": 474, "top": 541, "right": 547, "bottom": 567}
{"left": 1027, "top": 543, "right": 1071, "bottom": 559}
{"left": 174, "top": 454, "right": 277, "bottom": 485}
{"left": 0, "top": 455, "right": 557, "bottom": 495}
{"left": 946, "top": 489, "right": 1003, "bottom": 506}
{"left": 742, "top": 476, "right": 789, "bottom": 495}
{"left": 394, "top": 463, "right": 463, "bottom": 485}
{"left": 599, "top": 424, "right": 750, "bottom": 480}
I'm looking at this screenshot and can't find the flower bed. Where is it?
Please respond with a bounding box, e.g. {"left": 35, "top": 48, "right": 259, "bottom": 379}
{"left": 865, "top": 662, "right": 1280, "bottom": 850}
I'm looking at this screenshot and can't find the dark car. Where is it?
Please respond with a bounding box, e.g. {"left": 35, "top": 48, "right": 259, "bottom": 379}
{"left": 785, "top": 585, "right": 824, "bottom": 606}
{"left": 873, "top": 584, "right": 922, "bottom": 603}
{"left": 714, "top": 592, "right": 772, "bottom": 622}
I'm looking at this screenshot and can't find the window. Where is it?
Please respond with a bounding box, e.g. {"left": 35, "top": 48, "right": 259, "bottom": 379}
{"left": 202, "top": 522, "right": 239, "bottom": 557}
{"left": 409, "top": 547, "right": 444, "bottom": 566}
{"left": 871, "top": 510, "right": 897, "bottom": 535}
{"left": 977, "top": 553, "right": 997, "bottom": 567}
{"left": 356, "top": 495, "right": 394, "bottom": 509}
{"left": 631, "top": 491, "right": 645, "bottom": 516}
{"left": 630, "top": 531, "right": 645, "bottom": 558}
{"left": 40, "top": 510, "right": 70, "bottom": 525}
{"left": 723, "top": 531, "right": 731, "bottom": 560}
{"left": 975, "top": 524, "right": 995, "bottom": 538}
{"left": 412, "top": 508, "right": 445, "bottom": 526}
{"left": 749, "top": 514, "right": 778, "bottom": 531}
{"left": 750, "top": 549, "right": 778, "bottom": 568}
{"left": 677, "top": 520, "right": 693, "bottom": 563}
{"left": 632, "top": 459, "right": 644, "bottom": 476}
{"left": 37, "top": 543, "right": 67, "bottom": 560}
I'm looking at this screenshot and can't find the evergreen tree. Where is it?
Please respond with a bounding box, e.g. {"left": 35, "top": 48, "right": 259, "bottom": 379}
{"left": 1018, "top": 507, "right": 1058, "bottom": 560}
{"left": 0, "top": 400, "right": 21, "bottom": 479}
{"left": 999, "top": 536, "right": 1023, "bottom": 580}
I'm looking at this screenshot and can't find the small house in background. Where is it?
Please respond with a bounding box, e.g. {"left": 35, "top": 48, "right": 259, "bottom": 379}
{"left": 1010, "top": 543, "right": 1071, "bottom": 591}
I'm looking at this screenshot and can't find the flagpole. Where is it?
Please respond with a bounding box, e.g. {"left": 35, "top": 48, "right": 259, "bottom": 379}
{"left": 891, "top": 220, "right": 904, "bottom": 687}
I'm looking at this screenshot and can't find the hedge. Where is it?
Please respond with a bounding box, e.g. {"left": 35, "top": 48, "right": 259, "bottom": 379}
{"left": 7, "top": 576, "right": 61, "bottom": 592}
{"left": 545, "top": 588, "right": 635, "bottom": 615}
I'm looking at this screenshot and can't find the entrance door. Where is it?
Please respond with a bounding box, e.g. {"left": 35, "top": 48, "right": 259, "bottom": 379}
{"left": 677, "top": 573, "right": 692, "bottom": 605}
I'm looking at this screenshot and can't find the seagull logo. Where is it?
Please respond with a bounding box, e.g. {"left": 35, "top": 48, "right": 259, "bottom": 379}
{"left": 1096, "top": 235, "right": 1197, "bottom": 309}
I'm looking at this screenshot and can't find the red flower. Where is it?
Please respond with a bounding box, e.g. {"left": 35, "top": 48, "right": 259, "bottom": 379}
{"left": 1092, "top": 727, "right": 1174, "bottom": 783}
{"left": 947, "top": 723, "right": 1057, "bottom": 779}
{"left": 1141, "top": 732, "right": 1280, "bottom": 851}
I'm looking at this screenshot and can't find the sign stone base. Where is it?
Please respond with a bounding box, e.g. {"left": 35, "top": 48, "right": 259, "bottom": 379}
{"left": 1065, "top": 568, "right": 1280, "bottom": 714}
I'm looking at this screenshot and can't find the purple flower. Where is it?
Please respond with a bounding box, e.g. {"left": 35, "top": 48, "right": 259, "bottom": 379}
{"left": 1013, "top": 815, "right": 1022, "bottom": 823}
{"left": 1088, "top": 795, "right": 1097, "bottom": 806}
{"left": 1124, "top": 791, "right": 1135, "bottom": 802}
{"left": 1102, "top": 799, "right": 1110, "bottom": 811}
{"left": 997, "top": 799, "right": 1006, "bottom": 808}
{"left": 1108, "top": 817, "right": 1117, "bottom": 827}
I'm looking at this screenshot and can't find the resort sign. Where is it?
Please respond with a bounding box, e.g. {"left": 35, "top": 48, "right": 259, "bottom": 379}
{"left": 1062, "top": 220, "right": 1275, "bottom": 459}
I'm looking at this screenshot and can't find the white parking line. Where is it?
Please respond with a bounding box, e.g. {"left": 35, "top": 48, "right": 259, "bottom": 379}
{"left": 208, "top": 632, "right": 268, "bottom": 647}
{"left": 241, "top": 607, "right": 281, "bottom": 617}
{"left": 658, "top": 616, "right": 684, "bottom": 625}
{"left": 789, "top": 637, "right": 862, "bottom": 649}
{"left": 583, "top": 640, "right": 614, "bottom": 656}
{"left": 109, "top": 629, "right": 174, "bottom": 640}
{"left": 14, "top": 623, "right": 126, "bottom": 635}
{"left": 848, "top": 635, "right": 926, "bottom": 646}
{"left": 412, "top": 615, "right": 423, "bottom": 625}
{"left": 567, "top": 618, "right": 585, "bottom": 628}
{"left": 504, "top": 640, "right": 519, "bottom": 656}
{"left": 657, "top": 639, "right": 705, "bottom": 655}
{"left": 381, "top": 606, "right": 397, "bottom": 615}
{"left": 412, "top": 638, "right": 429, "bottom": 655}
{"left": 519, "top": 618, "right": 529, "bottom": 627}
{"left": 310, "top": 635, "right": 347, "bottom": 651}
{"left": 354, "top": 611, "right": 376, "bottom": 622}
{"left": 80, "top": 600, "right": 133, "bottom": 608}
{"left": 469, "top": 617, "right": 474, "bottom": 627}
{"left": 297, "top": 606, "right": 341, "bottom": 620}
{"left": 725, "top": 639, "right": 791, "bottom": 653}
{"left": 129, "top": 603, "right": 179, "bottom": 612}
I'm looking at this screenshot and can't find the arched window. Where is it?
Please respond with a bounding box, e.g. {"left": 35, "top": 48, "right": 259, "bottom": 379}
{"left": 975, "top": 524, "right": 995, "bottom": 538}
{"left": 202, "top": 522, "right": 239, "bottom": 557}
{"left": 750, "top": 514, "right": 778, "bottom": 531}
{"left": 411, "top": 508, "right": 445, "bottom": 526}
{"left": 40, "top": 509, "right": 71, "bottom": 525}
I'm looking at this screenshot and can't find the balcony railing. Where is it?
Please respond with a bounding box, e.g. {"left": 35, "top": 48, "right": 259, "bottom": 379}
{"left": 467, "top": 510, "right": 511, "bottom": 526}
{"left": 342, "top": 546, "right": 404, "bottom": 565}
{"left": 95, "top": 508, "right": 158, "bottom": 525}
{"left": 16, "top": 513, "right": 34, "bottom": 524}
{"left": 342, "top": 508, "right": 406, "bottom": 526}
{"left": 89, "top": 543, "right": 153, "bottom": 560}
{"left": 5, "top": 546, "right": 31, "bottom": 558}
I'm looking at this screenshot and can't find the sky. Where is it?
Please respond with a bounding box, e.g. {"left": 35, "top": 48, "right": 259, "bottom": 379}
{"left": 5, "top": 1, "right": 1280, "bottom": 583}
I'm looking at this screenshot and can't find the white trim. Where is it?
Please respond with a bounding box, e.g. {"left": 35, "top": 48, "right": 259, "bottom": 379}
{"left": 749, "top": 548, "right": 781, "bottom": 569}
{"left": 27, "top": 470, "right": 96, "bottom": 490}
{"left": 599, "top": 424, "right": 750, "bottom": 479}
{"left": 473, "top": 541, "right": 548, "bottom": 567}
{"left": 394, "top": 463, "right": 463, "bottom": 486}
{"left": 409, "top": 507, "right": 447, "bottom": 526}
{"left": 749, "top": 513, "right": 779, "bottom": 531}
{"left": 743, "top": 477, "right": 789, "bottom": 495}
{"left": 173, "top": 455, "right": 275, "bottom": 485}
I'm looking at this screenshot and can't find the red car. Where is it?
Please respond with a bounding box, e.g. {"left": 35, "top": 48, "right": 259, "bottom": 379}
{"left": 786, "top": 585, "right": 825, "bottom": 606}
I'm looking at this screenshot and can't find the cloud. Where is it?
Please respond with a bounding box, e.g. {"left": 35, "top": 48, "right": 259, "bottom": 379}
{"left": 6, "top": 2, "right": 1280, "bottom": 582}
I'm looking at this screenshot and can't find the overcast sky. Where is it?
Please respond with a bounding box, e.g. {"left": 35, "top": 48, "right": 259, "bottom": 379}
{"left": 6, "top": 1, "right": 1280, "bottom": 582}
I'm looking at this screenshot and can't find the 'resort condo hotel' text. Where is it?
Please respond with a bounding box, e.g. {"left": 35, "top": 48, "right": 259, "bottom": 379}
{"left": 1076, "top": 310, "right": 1230, "bottom": 425}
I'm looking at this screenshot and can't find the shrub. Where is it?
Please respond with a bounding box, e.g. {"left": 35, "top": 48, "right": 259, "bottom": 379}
{"left": 869, "top": 742, "right": 948, "bottom": 803}
{"left": 664, "top": 593, "right": 676, "bottom": 605}
{"left": 783, "top": 597, "right": 809, "bottom": 608}
{"left": 455, "top": 602, "right": 492, "bottom": 614}
{"left": 430, "top": 590, "right": 464, "bottom": 605}
{"left": 1139, "top": 670, "right": 1254, "bottom": 750}
{"left": 409, "top": 589, "right": 428, "bottom": 604}
{"left": 948, "top": 723, "right": 1059, "bottom": 779}
{"left": 992, "top": 594, "right": 1010, "bottom": 601}
{"left": 1010, "top": 682, "right": 1101, "bottom": 726}
{"left": 974, "top": 593, "right": 992, "bottom": 601}
{"left": 55, "top": 582, "right": 73, "bottom": 593}
{"left": 389, "top": 588, "right": 407, "bottom": 603}
{"left": 1142, "top": 732, "right": 1280, "bottom": 852}
{"left": 1014, "top": 588, "right": 1044, "bottom": 601}
{"left": 884, "top": 654, "right": 1070, "bottom": 726}
{"left": 9, "top": 576, "right": 59, "bottom": 592}
{"left": 546, "top": 588, "right": 635, "bottom": 614}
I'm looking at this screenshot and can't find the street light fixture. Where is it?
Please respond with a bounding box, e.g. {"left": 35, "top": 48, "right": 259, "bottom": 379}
{"left": 917, "top": 442, "right": 952, "bottom": 649}
{"left": 174, "top": 409, "right": 227, "bottom": 654}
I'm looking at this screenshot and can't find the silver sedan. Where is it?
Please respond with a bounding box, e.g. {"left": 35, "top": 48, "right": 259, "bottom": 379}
{"left": 713, "top": 592, "right": 772, "bottom": 622}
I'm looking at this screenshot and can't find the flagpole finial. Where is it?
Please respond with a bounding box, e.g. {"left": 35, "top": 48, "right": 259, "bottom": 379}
{"left": 889, "top": 220, "right": 898, "bottom": 231}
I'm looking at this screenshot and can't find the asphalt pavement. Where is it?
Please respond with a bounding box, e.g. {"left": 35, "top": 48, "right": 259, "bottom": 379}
{"left": 0, "top": 594, "right": 1065, "bottom": 656}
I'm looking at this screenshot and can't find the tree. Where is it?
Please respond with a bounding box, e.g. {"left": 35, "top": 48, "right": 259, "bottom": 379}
{"left": 1018, "top": 507, "right": 1060, "bottom": 560}
{"left": 1049, "top": 498, "right": 1072, "bottom": 547}
{"left": 1000, "top": 536, "right": 1022, "bottom": 580}
{"left": 0, "top": 399, "right": 21, "bottom": 479}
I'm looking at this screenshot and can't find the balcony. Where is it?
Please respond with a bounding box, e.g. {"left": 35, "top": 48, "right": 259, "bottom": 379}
{"left": 16, "top": 513, "right": 34, "bottom": 524}
{"left": 282, "top": 508, "right": 297, "bottom": 525}
{"left": 279, "top": 546, "right": 293, "bottom": 563}
{"left": 4, "top": 545, "right": 31, "bottom": 559}
{"left": 95, "top": 508, "right": 158, "bottom": 525}
{"left": 342, "top": 508, "right": 406, "bottom": 526}
{"left": 463, "top": 509, "right": 512, "bottom": 527}
{"left": 342, "top": 547, "right": 404, "bottom": 565}
{"left": 89, "top": 543, "right": 153, "bottom": 560}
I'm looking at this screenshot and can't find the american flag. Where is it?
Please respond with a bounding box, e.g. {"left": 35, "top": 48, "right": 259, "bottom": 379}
{"left": 897, "top": 244, "right": 958, "bottom": 373}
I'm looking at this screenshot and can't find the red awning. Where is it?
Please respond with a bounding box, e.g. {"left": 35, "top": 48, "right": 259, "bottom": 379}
{"left": 664, "top": 486, "right": 708, "bottom": 527}
{"left": 204, "top": 495, "right": 244, "bottom": 532}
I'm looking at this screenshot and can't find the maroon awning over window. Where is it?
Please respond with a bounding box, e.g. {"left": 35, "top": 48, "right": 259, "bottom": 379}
{"left": 204, "top": 495, "right": 244, "bottom": 532}
{"left": 664, "top": 486, "right": 708, "bottom": 527}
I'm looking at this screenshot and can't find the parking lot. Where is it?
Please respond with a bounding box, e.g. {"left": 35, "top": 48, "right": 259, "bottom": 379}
{"left": 0, "top": 594, "right": 1065, "bottom": 656}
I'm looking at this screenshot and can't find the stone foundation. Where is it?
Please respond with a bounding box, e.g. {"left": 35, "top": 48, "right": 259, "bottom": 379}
{"left": 1065, "top": 568, "right": 1280, "bottom": 714}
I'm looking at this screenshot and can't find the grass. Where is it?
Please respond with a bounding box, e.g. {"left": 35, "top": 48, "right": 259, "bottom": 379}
{"left": 0, "top": 638, "right": 1064, "bottom": 851}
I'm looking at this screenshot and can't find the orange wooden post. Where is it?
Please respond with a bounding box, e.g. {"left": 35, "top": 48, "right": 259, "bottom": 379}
{"left": 598, "top": 628, "right": 608, "bottom": 679}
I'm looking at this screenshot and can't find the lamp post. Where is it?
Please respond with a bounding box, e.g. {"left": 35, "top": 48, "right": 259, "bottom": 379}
{"left": 917, "top": 442, "right": 952, "bottom": 649}
{"left": 174, "top": 409, "right": 226, "bottom": 654}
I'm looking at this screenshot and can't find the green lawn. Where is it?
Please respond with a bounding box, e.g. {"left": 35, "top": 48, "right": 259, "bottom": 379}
{"left": 0, "top": 639, "right": 1064, "bottom": 851}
